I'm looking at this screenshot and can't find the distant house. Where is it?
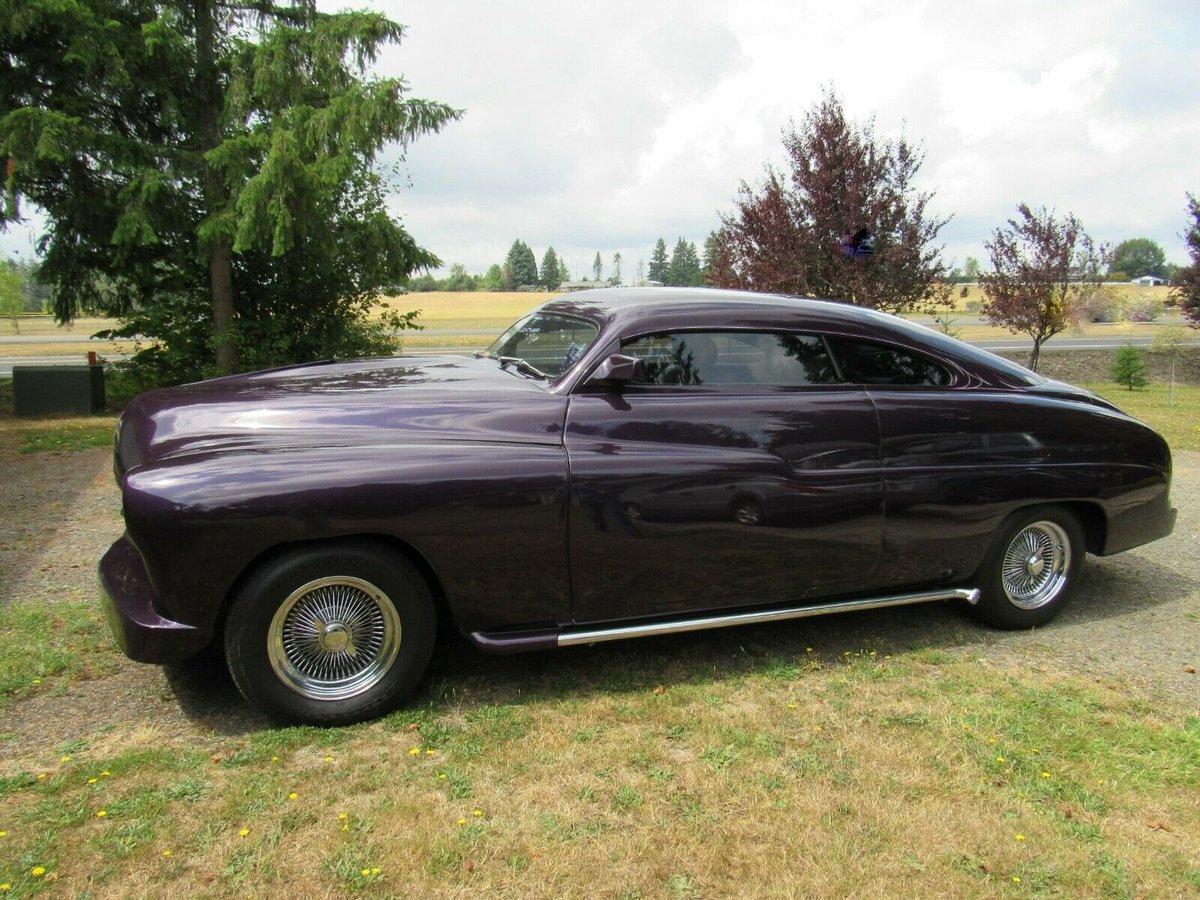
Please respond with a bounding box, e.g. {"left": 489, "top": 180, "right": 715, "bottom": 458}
{"left": 1131, "top": 275, "right": 1167, "bottom": 286}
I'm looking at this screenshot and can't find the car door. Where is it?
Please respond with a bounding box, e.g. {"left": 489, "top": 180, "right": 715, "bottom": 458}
{"left": 823, "top": 336, "right": 1044, "bottom": 587}
{"left": 563, "top": 330, "right": 884, "bottom": 625}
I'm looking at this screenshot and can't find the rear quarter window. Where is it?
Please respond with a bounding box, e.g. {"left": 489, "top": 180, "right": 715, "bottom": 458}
{"left": 825, "top": 337, "right": 951, "bottom": 386}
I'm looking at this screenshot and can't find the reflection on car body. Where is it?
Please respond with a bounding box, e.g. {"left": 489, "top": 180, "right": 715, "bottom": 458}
{"left": 101, "top": 288, "right": 1177, "bottom": 725}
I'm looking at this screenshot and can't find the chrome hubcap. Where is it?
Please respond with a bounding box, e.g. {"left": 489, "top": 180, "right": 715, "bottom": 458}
{"left": 268, "top": 576, "right": 402, "bottom": 700}
{"left": 1001, "top": 521, "right": 1071, "bottom": 610}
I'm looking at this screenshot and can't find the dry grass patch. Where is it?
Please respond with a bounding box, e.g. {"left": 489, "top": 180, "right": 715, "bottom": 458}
{"left": 2, "top": 652, "right": 1197, "bottom": 897}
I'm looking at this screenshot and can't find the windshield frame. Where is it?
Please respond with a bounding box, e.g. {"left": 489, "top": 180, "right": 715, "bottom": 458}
{"left": 480, "top": 310, "right": 602, "bottom": 382}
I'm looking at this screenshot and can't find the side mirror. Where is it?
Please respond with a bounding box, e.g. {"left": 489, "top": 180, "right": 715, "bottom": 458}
{"left": 586, "top": 353, "right": 645, "bottom": 386}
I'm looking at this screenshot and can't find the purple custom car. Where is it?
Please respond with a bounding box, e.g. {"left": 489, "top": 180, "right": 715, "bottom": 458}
{"left": 100, "top": 288, "right": 1176, "bottom": 724}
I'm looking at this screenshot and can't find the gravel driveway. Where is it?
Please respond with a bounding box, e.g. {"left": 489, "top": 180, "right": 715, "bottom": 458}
{"left": 2, "top": 445, "right": 1196, "bottom": 770}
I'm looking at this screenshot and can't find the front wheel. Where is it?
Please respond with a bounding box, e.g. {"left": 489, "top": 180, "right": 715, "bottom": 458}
{"left": 224, "top": 542, "right": 435, "bottom": 725}
{"left": 971, "top": 506, "right": 1084, "bottom": 629}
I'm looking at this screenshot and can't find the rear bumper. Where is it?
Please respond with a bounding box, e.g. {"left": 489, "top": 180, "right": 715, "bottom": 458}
{"left": 99, "top": 537, "right": 211, "bottom": 663}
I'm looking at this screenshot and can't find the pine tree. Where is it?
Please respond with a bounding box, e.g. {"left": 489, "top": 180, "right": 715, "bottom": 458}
{"left": 1111, "top": 345, "right": 1148, "bottom": 390}
{"left": 648, "top": 238, "right": 669, "bottom": 283}
{"left": 2, "top": 0, "right": 459, "bottom": 376}
{"left": 505, "top": 240, "right": 538, "bottom": 286}
{"left": 540, "top": 246, "right": 562, "bottom": 290}
{"left": 667, "top": 238, "right": 701, "bottom": 286}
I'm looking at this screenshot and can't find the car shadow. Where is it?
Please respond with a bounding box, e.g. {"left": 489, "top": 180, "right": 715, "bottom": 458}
{"left": 158, "top": 548, "right": 1194, "bottom": 734}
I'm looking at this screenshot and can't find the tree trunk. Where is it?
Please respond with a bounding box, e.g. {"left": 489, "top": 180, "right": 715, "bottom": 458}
{"left": 1027, "top": 339, "right": 1041, "bottom": 373}
{"left": 209, "top": 241, "right": 236, "bottom": 372}
{"left": 194, "top": 0, "right": 237, "bottom": 374}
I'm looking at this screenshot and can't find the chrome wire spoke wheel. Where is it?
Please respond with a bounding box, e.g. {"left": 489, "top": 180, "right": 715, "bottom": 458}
{"left": 267, "top": 576, "right": 402, "bottom": 700}
{"left": 1000, "top": 520, "right": 1071, "bottom": 610}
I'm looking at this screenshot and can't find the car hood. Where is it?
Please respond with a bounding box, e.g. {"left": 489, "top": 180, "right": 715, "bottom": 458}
{"left": 116, "top": 356, "right": 568, "bottom": 476}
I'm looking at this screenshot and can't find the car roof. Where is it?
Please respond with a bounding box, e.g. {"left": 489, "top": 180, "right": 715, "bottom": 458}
{"left": 537, "top": 287, "right": 1042, "bottom": 388}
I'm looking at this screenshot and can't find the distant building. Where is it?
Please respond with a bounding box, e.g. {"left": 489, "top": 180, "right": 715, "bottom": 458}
{"left": 1132, "top": 275, "right": 1167, "bottom": 286}
{"left": 557, "top": 280, "right": 601, "bottom": 293}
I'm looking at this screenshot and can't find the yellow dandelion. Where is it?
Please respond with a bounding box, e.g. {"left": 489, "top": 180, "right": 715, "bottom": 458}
{"left": 409, "top": 747, "right": 421, "bottom": 757}
{"left": 989, "top": 737, "right": 998, "bottom": 745}
{"left": 472, "top": 809, "right": 483, "bottom": 817}
{"left": 425, "top": 749, "right": 436, "bottom": 756}
{"left": 87, "top": 778, "right": 98, "bottom": 785}
{"left": 361, "top": 868, "right": 371, "bottom": 877}
{"left": 162, "top": 850, "right": 172, "bottom": 857}
{"left": 31, "top": 867, "right": 46, "bottom": 877}
{"left": 438, "top": 772, "right": 448, "bottom": 780}
{"left": 814, "top": 725, "right": 823, "bottom": 732}
{"left": 341, "top": 824, "right": 349, "bottom": 832}
{"left": 325, "top": 755, "right": 334, "bottom": 762}
{"left": 60, "top": 756, "right": 71, "bottom": 763}
{"left": 996, "top": 756, "right": 1006, "bottom": 763}
{"left": 787, "top": 702, "right": 798, "bottom": 709}
{"left": 371, "top": 867, "right": 381, "bottom": 875}
{"left": 1015, "top": 833, "right": 1026, "bottom": 842}
{"left": 457, "top": 818, "right": 467, "bottom": 826}
{"left": 1012, "top": 875, "right": 1022, "bottom": 884}
{"left": 32, "top": 679, "right": 41, "bottom": 685}
{"left": 338, "top": 813, "right": 348, "bottom": 821}
{"left": 238, "top": 828, "right": 250, "bottom": 838}
{"left": 37, "top": 773, "right": 47, "bottom": 780}
{"left": 0, "top": 831, "right": 6, "bottom": 837}
{"left": 96, "top": 810, "right": 107, "bottom": 818}
{"left": 288, "top": 792, "right": 298, "bottom": 801}
{"left": 100, "top": 771, "right": 111, "bottom": 777}
{"left": 271, "top": 756, "right": 279, "bottom": 763}
{"left": 1042, "top": 771, "right": 1052, "bottom": 779}
{"left": 0, "top": 883, "right": 9, "bottom": 892}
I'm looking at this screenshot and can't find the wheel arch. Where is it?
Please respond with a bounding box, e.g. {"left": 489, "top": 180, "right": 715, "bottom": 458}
{"left": 966, "top": 499, "right": 1105, "bottom": 586}
{"left": 216, "top": 533, "right": 455, "bottom": 644}
{"left": 1060, "top": 500, "right": 1106, "bottom": 556}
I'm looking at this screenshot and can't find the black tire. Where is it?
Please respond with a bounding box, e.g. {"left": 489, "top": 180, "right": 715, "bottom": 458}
{"left": 971, "top": 505, "right": 1084, "bottom": 629}
{"left": 224, "top": 542, "right": 435, "bottom": 726}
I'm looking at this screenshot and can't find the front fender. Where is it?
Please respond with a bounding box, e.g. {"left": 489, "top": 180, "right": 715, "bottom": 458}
{"left": 120, "top": 442, "right": 571, "bottom": 639}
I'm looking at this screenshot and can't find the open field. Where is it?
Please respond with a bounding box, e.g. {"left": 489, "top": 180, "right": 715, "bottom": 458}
{"left": 3, "top": 286, "right": 1186, "bottom": 354}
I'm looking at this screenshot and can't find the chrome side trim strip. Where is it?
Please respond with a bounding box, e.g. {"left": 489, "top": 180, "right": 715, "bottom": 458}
{"left": 557, "top": 588, "right": 981, "bottom": 648}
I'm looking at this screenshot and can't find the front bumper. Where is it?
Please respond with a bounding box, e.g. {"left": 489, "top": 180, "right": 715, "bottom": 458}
{"left": 99, "top": 537, "right": 211, "bottom": 663}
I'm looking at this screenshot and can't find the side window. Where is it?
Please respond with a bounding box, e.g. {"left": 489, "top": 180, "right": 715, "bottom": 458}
{"left": 825, "top": 337, "right": 951, "bottom": 386}
{"left": 620, "top": 331, "right": 840, "bottom": 387}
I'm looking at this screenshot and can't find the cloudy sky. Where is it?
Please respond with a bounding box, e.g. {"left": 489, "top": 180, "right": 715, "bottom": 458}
{"left": 5, "top": 0, "right": 1200, "bottom": 282}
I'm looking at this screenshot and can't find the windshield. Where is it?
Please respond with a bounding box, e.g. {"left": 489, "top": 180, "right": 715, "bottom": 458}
{"left": 481, "top": 311, "right": 600, "bottom": 378}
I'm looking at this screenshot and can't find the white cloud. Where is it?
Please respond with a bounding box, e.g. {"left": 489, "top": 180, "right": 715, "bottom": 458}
{"left": 4, "top": 0, "right": 1200, "bottom": 275}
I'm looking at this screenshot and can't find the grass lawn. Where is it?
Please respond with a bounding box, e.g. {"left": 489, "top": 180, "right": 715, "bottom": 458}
{"left": 0, "top": 646, "right": 1197, "bottom": 896}
{"left": 1083, "top": 382, "right": 1200, "bottom": 452}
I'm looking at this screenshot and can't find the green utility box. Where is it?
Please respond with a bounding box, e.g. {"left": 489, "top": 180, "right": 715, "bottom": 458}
{"left": 12, "top": 365, "right": 106, "bottom": 416}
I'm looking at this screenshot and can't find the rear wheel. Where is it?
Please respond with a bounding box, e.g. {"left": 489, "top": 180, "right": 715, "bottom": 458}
{"left": 971, "top": 506, "right": 1083, "bottom": 629}
{"left": 224, "top": 542, "right": 435, "bottom": 725}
